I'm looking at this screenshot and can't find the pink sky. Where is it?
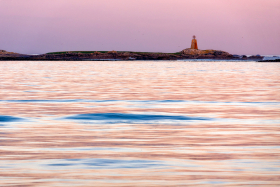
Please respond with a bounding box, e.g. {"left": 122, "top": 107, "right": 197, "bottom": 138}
{"left": 0, "top": 0, "right": 279, "bottom": 55}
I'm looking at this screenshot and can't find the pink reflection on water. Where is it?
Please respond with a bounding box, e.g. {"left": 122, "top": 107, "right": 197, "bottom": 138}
{"left": 0, "top": 61, "right": 280, "bottom": 186}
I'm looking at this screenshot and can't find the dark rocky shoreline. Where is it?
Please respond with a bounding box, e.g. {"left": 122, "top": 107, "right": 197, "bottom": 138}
{"left": 0, "top": 49, "right": 264, "bottom": 61}
{"left": 258, "top": 59, "right": 280, "bottom": 62}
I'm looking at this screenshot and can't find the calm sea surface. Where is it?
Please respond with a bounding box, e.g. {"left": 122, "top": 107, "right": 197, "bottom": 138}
{"left": 0, "top": 61, "right": 280, "bottom": 186}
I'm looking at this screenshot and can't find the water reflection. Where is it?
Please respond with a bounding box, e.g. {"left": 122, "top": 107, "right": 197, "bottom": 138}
{"left": 0, "top": 115, "right": 25, "bottom": 122}
{"left": 0, "top": 61, "right": 280, "bottom": 186}
{"left": 63, "top": 113, "right": 211, "bottom": 124}
{"left": 47, "top": 158, "right": 164, "bottom": 169}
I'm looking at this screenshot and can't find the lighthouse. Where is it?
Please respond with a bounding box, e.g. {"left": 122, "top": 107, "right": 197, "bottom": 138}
{"left": 191, "top": 35, "right": 198, "bottom": 50}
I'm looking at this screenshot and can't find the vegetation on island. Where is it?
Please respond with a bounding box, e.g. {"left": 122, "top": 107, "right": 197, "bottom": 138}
{"left": 47, "top": 51, "right": 181, "bottom": 55}
{"left": 0, "top": 49, "right": 265, "bottom": 61}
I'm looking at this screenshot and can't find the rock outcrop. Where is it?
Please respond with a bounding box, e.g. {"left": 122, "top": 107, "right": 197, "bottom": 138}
{"left": 181, "top": 49, "right": 232, "bottom": 59}
{"left": 259, "top": 59, "right": 280, "bottom": 62}
{"left": 247, "top": 55, "right": 264, "bottom": 60}
{"left": 0, "top": 50, "right": 25, "bottom": 57}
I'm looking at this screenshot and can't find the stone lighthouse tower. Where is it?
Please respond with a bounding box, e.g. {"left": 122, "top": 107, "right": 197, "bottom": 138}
{"left": 191, "top": 35, "right": 198, "bottom": 49}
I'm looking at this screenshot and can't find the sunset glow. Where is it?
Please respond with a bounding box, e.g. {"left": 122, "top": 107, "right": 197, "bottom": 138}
{"left": 0, "top": 0, "right": 279, "bottom": 54}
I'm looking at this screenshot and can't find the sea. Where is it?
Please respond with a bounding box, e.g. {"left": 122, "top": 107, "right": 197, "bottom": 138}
{"left": 0, "top": 61, "right": 280, "bottom": 186}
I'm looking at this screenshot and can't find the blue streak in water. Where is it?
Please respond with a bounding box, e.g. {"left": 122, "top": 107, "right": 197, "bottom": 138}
{"left": 47, "top": 158, "right": 163, "bottom": 169}
{"left": 0, "top": 115, "right": 24, "bottom": 122}
{"left": 63, "top": 113, "right": 210, "bottom": 122}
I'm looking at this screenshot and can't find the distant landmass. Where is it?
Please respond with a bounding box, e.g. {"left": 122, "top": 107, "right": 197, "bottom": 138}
{"left": 0, "top": 36, "right": 268, "bottom": 61}
{"left": 0, "top": 36, "right": 267, "bottom": 61}
{"left": 0, "top": 49, "right": 264, "bottom": 61}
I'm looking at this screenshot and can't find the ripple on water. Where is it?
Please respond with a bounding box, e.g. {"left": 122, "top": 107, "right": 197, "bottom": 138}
{"left": 46, "top": 158, "right": 164, "bottom": 169}
{"left": 0, "top": 115, "right": 25, "bottom": 122}
{"left": 62, "top": 113, "right": 212, "bottom": 124}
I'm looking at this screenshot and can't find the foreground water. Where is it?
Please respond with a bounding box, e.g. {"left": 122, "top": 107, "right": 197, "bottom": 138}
{"left": 0, "top": 61, "right": 280, "bottom": 186}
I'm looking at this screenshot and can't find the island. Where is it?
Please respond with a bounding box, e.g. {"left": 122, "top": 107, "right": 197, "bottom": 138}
{"left": 0, "top": 36, "right": 264, "bottom": 61}
{"left": 0, "top": 49, "right": 265, "bottom": 61}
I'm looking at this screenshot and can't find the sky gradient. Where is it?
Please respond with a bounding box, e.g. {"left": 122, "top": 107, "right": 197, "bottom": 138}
{"left": 0, "top": 0, "right": 279, "bottom": 55}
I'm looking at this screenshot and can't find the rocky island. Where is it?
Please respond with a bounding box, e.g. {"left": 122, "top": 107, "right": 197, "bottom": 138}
{"left": 0, "top": 49, "right": 265, "bottom": 61}
{"left": 0, "top": 36, "right": 264, "bottom": 61}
